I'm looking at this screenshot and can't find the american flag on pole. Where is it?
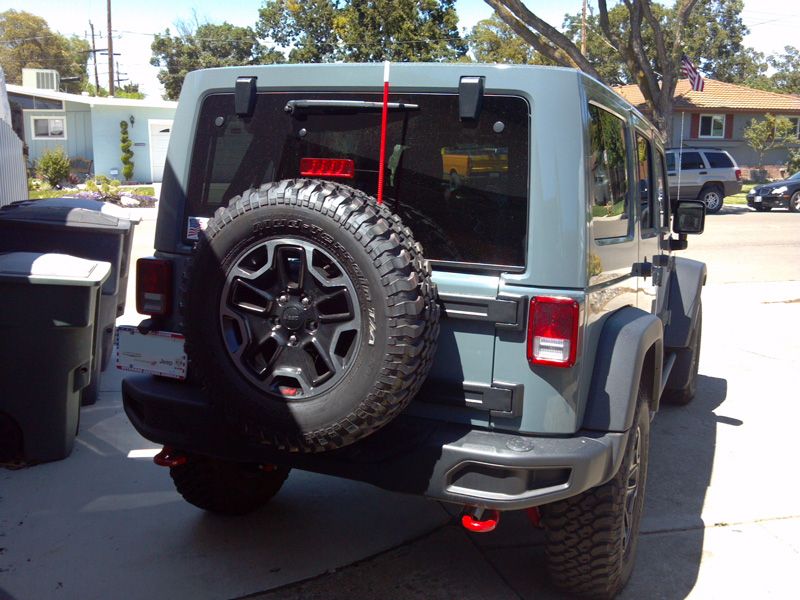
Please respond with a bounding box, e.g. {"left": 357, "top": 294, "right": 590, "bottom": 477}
{"left": 186, "top": 216, "right": 208, "bottom": 240}
{"left": 681, "top": 54, "right": 705, "bottom": 92}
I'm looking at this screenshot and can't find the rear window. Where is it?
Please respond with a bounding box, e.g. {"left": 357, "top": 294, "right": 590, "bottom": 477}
{"left": 186, "top": 92, "right": 529, "bottom": 268}
{"left": 704, "top": 152, "right": 733, "bottom": 168}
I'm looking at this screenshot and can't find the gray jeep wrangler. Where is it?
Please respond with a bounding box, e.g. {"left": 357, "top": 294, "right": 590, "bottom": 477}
{"left": 121, "top": 63, "right": 706, "bottom": 599}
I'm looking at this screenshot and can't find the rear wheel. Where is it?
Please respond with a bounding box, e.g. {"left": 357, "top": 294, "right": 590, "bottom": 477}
{"left": 170, "top": 457, "right": 290, "bottom": 515}
{"left": 789, "top": 191, "right": 800, "bottom": 213}
{"left": 700, "top": 185, "right": 724, "bottom": 213}
{"left": 540, "top": 383, "right": 650, "bottom": 599}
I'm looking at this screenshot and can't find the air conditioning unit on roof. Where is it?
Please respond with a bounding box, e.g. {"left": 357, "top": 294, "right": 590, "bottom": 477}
{"left": 21, "top": 68, "right": 60, "bottom": 92}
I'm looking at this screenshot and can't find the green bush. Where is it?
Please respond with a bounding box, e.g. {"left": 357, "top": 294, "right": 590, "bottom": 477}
{"left": 788, "top": 149, "right": 800, "bottom": 175}
{"left": 85, "top": 175, "right": 122, "bottom": 199}
{"left": 120, "top": 121, "right": 134, "bottom": 181}
{"left": 36, "top": 147, "right": 70, "bottom": 187}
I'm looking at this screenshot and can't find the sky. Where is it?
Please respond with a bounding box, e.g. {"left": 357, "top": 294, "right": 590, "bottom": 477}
{"left": 2, "top": 0, "right": 798, "bottom": 98}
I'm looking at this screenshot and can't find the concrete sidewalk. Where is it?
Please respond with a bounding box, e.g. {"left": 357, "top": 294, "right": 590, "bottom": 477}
{"left": 2, "top": 213, "right": 799, "bottom": 599}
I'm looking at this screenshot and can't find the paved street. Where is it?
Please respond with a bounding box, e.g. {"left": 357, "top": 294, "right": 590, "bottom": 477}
{"left": 1, "top": 205, "right": 799, "bottom": 600}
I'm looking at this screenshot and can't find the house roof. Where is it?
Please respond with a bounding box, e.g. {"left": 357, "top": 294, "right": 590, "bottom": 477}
{"left": 6, "top": 84, "right": 177, "bottom": 110}
{"left": 614, "top": 78, "right": 800, "bottom": 114}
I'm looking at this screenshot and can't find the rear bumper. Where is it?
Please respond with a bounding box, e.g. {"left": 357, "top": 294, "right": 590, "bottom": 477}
{"left": 723, "top": 181, "right": 743, "bottom": 197}
{"left": 122, "top": 374, "right": 628, "bottom": 510}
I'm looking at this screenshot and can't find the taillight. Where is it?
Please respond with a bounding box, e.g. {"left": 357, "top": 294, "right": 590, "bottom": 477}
{"left": 527, "top": 297, "right": 579, "bottom": 367}
{"left": 136, "top": 258, "right": 172, "bottom": 316}
{"left": 300, "top": 158, "right": 355, "bottom": 179}
{"left": 735, "top": 169, "right": 741, "bottom": 181}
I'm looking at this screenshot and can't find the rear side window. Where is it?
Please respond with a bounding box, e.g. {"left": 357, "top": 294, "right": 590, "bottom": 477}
{"left": 704, "top": 152, "right": 733, "bottom": 168}
{"left": 588, "top": 104, "right": 629, "bottom": 239}
{"left": 680, "top": 152, "right": 705, "bottom": 170}
{"left": 187, "top": 92, "right": 529, "bottom": 268}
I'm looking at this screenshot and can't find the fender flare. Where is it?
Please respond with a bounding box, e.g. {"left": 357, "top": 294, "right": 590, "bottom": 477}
{"left": 582, "top": 307, "right": 663, "bottom": 432}
{"left": 664, "top": 257, "right": 706, "bottom": 349}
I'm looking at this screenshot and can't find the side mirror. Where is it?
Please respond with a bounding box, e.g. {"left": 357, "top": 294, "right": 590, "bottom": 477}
{"left": 673, "top": 200, "right": 705, "bottom": 235}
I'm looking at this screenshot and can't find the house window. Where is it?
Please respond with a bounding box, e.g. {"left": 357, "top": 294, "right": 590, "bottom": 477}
{"left": 31, "top": 116, "right": 66, "bottom": 139}
{"left": 699, "top": 114, "right": 725, "bottom": 138}
{"left": 787, "top": 117, "right": 800, "bottom": 139}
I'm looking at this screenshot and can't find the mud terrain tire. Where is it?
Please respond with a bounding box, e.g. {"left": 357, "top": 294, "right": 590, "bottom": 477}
{"left": 183, "top": 179, "right": 439, "bottom": 453}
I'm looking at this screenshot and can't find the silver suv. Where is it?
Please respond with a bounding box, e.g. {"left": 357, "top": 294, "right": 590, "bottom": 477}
{"left": 666, "top": 148, "right": 742, "bottom": 213}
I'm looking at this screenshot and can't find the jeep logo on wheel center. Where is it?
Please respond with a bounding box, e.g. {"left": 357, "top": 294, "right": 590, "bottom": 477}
{"left": 280, "top": 306, "right": 304, "bottom": 331}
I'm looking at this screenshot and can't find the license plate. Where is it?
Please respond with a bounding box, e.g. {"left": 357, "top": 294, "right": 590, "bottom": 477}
{"left": 116, "top": 325, "right": 187, "bottom": 380}
{"left": 755, "top": 196, "right": 762, "bottom": 203}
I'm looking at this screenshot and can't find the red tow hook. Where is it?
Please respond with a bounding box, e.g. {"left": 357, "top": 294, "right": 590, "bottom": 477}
{"left": 153, "top": 446, "right": 188, "bottom": 468}
{"left": 460, "top": 506, "right": 500, "bottom": 533}
{"left": 527, "top": 506, "right": 542, "bottom": 527}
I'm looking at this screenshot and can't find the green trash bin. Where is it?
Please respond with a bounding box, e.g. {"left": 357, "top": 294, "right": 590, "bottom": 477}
{"left": 0, "top": 199, "right": 139, "bottom": 406}
{"left": 0, "top": 252, "right": 110, "bottom": 463}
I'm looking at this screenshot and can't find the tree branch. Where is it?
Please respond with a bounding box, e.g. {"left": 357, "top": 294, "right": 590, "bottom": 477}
{"left": 486, "top": 0, "right": 600, "bottom": 78}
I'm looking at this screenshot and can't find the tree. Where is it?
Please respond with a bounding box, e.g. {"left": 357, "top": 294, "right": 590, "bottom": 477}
{"left": 0, "top": 10, "right": 89, "bottom": 93}
{"left": 768, "top": 46, "right": 800, "bottom": 95}
{"left": 744, "top": 114, "right": 796, "bottom": 169}
{"left": 115, "top": 83, "right": 145, "bottom": 99}
{"left": 257, "top": 0, "right": 467, "bottom": 63}
{"left": 335, "top": 0, "right": 466, "bottom": 62}
{"left": 151, "top": 20, "right": 284, "bottom": 100}
{"left": 468, "top": 15, "right": 542, "bottom": 64}
{"left": 257, "top": 0, "right": 340, "bottom": 63}
{"left": 484, "top": 0, "right": 703, "bottom": 139}
{"left": 119, "top": 121, "right": 134, "bottom": 181}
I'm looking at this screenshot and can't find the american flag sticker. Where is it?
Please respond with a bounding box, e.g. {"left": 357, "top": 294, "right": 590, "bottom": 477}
{"left": 186, "top": 216, "right": 209, "bottom": 240}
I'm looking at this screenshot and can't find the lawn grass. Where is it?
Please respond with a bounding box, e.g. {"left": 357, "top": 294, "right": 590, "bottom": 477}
{"left": 725, "top": 183, "right": 755, "bottom": 205}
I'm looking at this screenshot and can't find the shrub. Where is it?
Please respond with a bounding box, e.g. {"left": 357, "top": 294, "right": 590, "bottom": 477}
{"left": 788, "top": 149, "right": 800, "bottom": 175}
{"left": 120, "top": 121, "right": 134, "bottom": 181}
{"left": 36, "top": 147, "right": 70, "bottom": 187}
{"left": 84, "top": 175, "right": 121, "bottom": 200}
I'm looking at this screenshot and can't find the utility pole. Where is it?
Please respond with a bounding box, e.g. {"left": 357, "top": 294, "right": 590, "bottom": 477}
{"left": 107, "top": 0, "right": 114, "bottom": 95}
{"left": 115, "top": 61, "right": 129, "bottom": 89}
{"left": 89, "top": 21, "right": 101, "bottom": 92}
{"left": 581, "top": 0, "right": 587, "bottom": 56}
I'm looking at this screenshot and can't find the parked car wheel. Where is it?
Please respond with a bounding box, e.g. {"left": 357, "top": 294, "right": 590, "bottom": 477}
{"left": 789, "top": 191, "right": 800, "bottom": 213}
{"left": 182, "top": 179, "right": 440, "bottom": 453}
{"left": 700, "top": 185, "right": 724, "bottom": 213}
{"left": 170, "top": 457, "right": 290, "bottom": 515}
{"left": 540, "top": 382, "right": 651, "bottom": 599}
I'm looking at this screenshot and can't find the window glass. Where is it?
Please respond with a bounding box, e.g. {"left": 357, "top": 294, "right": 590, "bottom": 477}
{"left": 636, "top": 133, "right": 654, "bottom": 231}
{"left": 666, "top": 152, "right": 675, "bottom": 172}
{"left": 654, "top": 149, "right": 669, "bottom": 229}
{"left": 588, "top": 104, "right": 629, "bottom": 239}
{"left": 705, "top": 152, "right": 733, "bottom": 168}
{"left": 7, "top": 93, "right": 63, "bottom": 110}
{"left": 680, "top": 152, "right": 705, "bottom": 170}
{"left": 699, "top": 114, "right": 724, "bottom": 137}
{"left": 187, "top": 92, "right": 529, "bottom": 267}
{"left": 32, "top": 117, "right": 65, "bottom": 139}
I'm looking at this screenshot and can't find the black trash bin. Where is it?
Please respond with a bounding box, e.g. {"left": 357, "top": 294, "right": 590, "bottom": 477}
{"left": 0, "top": 199, "right": 139, "bottom": 405}
{"left": 0, "top": 252, "right": 110, "bottom": 463}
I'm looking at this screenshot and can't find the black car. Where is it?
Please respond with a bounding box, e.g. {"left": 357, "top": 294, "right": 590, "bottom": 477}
{"left": 747, "top": 171, "right": 800, "bottom": 212}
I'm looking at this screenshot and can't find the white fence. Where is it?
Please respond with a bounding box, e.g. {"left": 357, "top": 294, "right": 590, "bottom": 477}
{"left": 0, "top": 120, "right": 26, "bottom": 207}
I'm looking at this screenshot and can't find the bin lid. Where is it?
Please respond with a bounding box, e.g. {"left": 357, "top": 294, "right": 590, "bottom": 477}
{"left": 0, "top": 199, "right": 135, "bottom": 232}
{"left": 0, "top": 252, "right": 111, "bottom": 286}
{"left": 29, "top": 197, "right": 143, "bottom": 224}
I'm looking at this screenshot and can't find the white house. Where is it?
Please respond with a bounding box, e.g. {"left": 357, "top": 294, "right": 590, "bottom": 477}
{"left": 7, "top": 83, "right": 177, "bottom": 184}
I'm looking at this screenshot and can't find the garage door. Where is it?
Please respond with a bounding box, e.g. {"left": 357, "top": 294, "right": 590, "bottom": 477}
{"left": 149, "top": 120, "right": 172, "bottom": 183}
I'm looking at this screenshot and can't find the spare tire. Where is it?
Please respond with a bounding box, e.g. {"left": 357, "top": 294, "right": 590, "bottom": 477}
{"left": 183, "top": 179, "right": 439, "bottom": 453}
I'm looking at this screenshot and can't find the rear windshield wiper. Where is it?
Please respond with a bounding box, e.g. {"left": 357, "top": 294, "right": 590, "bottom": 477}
{"left": 284, "top": 99, "right": 419, "bottom": 115}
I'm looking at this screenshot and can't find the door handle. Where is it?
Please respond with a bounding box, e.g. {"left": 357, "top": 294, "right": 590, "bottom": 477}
{"left": 699, "top": 171, "right": 707, "bottom": 174}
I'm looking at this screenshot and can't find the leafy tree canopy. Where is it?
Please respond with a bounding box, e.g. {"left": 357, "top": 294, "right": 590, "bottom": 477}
{"left": 151, "top": 20, "right": 284, "bottom": 100}
{"left": 0, "top": 9, "right": 89, "bottom": 93}
{"left": 257, "top": 0, "right": 466, "bottom": 63}
{"left": 468, "top": 15, "right": 544, "bottom": 64}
